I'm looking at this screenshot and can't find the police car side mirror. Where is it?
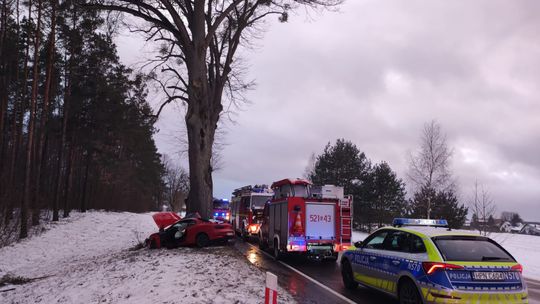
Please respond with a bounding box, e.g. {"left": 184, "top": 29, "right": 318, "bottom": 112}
{"left": 354, "top": 241, "right": 363, "bottom": 248}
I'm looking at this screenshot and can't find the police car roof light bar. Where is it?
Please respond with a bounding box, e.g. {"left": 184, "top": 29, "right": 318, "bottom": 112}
{"left": 392, "top": 218, "right": 449, "bottom": 228}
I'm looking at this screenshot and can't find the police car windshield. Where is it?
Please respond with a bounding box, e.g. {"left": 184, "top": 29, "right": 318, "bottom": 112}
{"left": 433, "top": 236, "right": 514, "bottom": 262}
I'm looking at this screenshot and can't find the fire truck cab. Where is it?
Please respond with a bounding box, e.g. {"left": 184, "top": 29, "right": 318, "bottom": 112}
{"left": 213, "top": 198, "right": 230, "bottom": 222}
{"left": 259, "top": 178, "right": 353, "bottom": 260}
{"left": 230, "top": 185, "right": 273, "bottom": 239}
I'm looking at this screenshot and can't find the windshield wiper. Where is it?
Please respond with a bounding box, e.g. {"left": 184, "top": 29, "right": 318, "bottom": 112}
{"left": 481, "top": 256, "right": 509, "bottom": 261}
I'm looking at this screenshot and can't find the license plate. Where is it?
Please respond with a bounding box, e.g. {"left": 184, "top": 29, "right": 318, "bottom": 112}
{"left": 472, "top": 272, "right": 506, "bottom": 281}
{"left": 307, "top": 245, "right": 332, "bottom": 250}
{"left": 226, "top": 232, "right": 234, "bottom": 236}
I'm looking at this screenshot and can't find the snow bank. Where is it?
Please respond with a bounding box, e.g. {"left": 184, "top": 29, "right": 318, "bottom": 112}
{"left": 489, "top": 232, "right": 540, "bottom": 281}
{"left": 352, "top": 231, "right": 369, "bottom": 243}
{"left": 0, "top": 211, "right": 151, "bottom": 278}
{"left": 0, "top": 211, "right": 295, "bottom": 303}
{"left": 352, "top": 230, "right": 540, "bottom": 281}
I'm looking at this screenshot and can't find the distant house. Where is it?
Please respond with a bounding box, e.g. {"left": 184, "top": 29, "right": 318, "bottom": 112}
{"left": 472, "top": 217, "right": 502, "bottom": 232}
{"left": 499, "top": 221, "right": 533, "bottom": 235}
{"left": 510, "top": 223, "right": 524, "bottom": 234}
{"left": 500, "top": 221, "right": 512, "bottom": 233}
{"left": 521, "top": 222, "right": 540, "bottom": 236}
{"left": 470, "top": 217, "right": 539, "bottom": 235}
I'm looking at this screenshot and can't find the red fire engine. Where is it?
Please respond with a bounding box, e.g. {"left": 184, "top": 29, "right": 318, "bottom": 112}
{"left": 258, "top": 178, "right": 352, "bottom": 260}
{"left": 230, "top": 185, "right": 273, "bottom": 239}
{"left": 213, "top": 198, "right": 230, "bottom": 222}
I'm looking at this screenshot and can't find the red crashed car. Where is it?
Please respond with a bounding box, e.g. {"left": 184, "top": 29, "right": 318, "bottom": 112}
{"left": 146, "top": 212, "right": 235, "bottom": 248}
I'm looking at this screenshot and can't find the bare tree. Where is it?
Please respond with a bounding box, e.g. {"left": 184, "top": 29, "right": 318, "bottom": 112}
{"left": 86, "top": 0, "right": 342, "bottom": 218}
{"left": 303, "top": 152, "right": 316, "bottom": 180}
{"left": 500, "top": 211, "right": 516, "bottom": 223}
{"left": 407, "top": 120, "right": 453, "bottom": 219}
{"left": 469, "top": 180, "right": 496, "bottom": 236}
{"left": 162, "top": 155, "right": 189, "bottom": 213}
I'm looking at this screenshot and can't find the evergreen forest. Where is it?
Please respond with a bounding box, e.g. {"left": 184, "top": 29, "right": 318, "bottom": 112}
{"left": 0, "top": 0, "right": 164, "bottom": 239}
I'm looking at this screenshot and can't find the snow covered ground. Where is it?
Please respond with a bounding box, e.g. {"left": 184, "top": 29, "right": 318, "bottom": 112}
{"left": 352, "top": 230, "right": 540, "bottom": 281}
{"left": 489, "top": 232, "right": 540, "bottom": 281}
{"left": 0, "top": 211, "right": 295, "bottom": 304}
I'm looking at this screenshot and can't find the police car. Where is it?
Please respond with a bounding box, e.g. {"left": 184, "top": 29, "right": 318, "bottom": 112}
{"left": 340, "top": 218, "right": 528, "bottom": 304}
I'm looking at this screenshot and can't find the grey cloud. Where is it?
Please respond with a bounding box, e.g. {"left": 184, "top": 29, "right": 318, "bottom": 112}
{"left": 117, "top": 0, "right": 540, "bottom": 219}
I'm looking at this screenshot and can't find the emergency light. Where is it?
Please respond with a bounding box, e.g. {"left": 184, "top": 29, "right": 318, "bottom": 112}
{"left": 392, "top": 218, "right": 448, "bottom": 227}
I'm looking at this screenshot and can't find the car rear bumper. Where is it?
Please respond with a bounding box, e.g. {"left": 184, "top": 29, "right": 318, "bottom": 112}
{"left": 421, "top": 287, "right": 529, "bottom": 304}
{"left": 214, "top": 231, "right": 235, "bottom": 241}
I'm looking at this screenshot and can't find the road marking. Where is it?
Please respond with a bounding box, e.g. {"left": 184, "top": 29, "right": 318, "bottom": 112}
{"left": 245, "top": 242, "right": 356, "bottom": 304}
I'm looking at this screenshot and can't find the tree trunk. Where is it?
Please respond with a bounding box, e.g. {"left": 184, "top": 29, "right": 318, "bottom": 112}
{"left": 9, "top": 0, "right": 30, "bottom": 202}
{"left": 184, "top": 47, "right": 222, "bottom": 219}
{"left": 80, "top": 151, "right": 91, "bottom": 212}
{"left": 53, "top": 92, "right": 68, "bottom": 221}
{"left": 185, "top": 115, "right": 215, "bottom": 219}
{"left": 21, "top": 0, "right": 42, "bottom": 238}
{"left": 38, "top": 0, "right": 57, "bottom": 220}
{"left": 62, "top": 144, "right": 74, "bottom": 218}
{"left": 0, "top": 0, "right": 8, "bottom": 174}
{"left": 3, "top": 0, "right": 20, "bottom": 224}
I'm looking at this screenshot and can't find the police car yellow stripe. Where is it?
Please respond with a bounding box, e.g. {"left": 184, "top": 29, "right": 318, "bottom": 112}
{"left": 353, "top": 272, "right": 397, "bottom": 293}
{"left": 354, "top": 272, "right": 527, "bottom": 303}
{"left": 420, "top": 287, "right": 528, "bottom": 304}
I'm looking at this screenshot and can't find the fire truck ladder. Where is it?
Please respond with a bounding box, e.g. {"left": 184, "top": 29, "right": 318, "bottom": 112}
{"left": 339, "top": 195, "right": 353, "bottom": 245}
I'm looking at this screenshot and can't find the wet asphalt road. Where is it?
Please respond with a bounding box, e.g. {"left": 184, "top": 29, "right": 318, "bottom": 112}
{"left": 233, "top": 240, "right": 397, "bottom": 304}
{"left": 232, "top": 239, "right": 540, "bottom": 304}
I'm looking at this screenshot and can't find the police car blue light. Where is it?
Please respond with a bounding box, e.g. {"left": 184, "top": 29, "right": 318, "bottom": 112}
{"left": 392, "top": 218, "right": 448, "bottom": 227}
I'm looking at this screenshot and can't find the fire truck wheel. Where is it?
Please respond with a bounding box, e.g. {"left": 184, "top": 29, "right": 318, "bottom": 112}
{"left": 258, "top": 234, "right": 268, "bottom": 250}
{"left": 341, "top": 259, "right": 358, "bottom": 290}
{"left": 196, "top": 233, "right": 210, "bottom": 248}
{"left": 273, "top": 241, "right": 282, "bottom": 260}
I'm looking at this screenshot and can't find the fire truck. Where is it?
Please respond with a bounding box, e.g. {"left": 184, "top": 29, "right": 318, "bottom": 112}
{"left": 230, "top": 185, "right": 273, "bottom": 239}
{"left": 213, "top": 198, "right": 230, "bottom": 222}
{"left": 258, "top": 178, "right": 353, "bottom": 260}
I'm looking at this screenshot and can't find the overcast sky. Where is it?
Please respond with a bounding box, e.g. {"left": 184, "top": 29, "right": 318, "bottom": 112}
{"left": 117, "top": 0, "right": 540, "bottom": 220}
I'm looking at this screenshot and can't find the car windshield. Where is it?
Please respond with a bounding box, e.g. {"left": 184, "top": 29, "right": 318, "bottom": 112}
{"left": 433, "top": 236, "right": 515, "bottom": 262}
{"left": 251, "top": 195, "right": 271, "bottom": 209}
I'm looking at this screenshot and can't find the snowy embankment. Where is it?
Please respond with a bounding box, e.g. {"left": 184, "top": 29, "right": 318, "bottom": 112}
{"left": 0, "top": 211, "right": 295, "bottom": 304}
{"left": 489, "top": 233, "right": 540, "bottom": 281}
{"left": 352, "top": 230, "right": 540, "bottom": 281}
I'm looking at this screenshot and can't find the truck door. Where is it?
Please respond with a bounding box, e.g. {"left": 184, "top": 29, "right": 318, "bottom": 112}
{"left": 268, "top": 204, "right": 276, "bottom": 247}
{"left": 305, "top": 202, "right": 335, "bottom": 241}
{"left": 279, "top": 202, "right": 288, "bottom": 249}
{"left": 260, "top": 203, "right": 269, "bottom": 241}
{"left": 268, "top": 202, "right": 288, "bottom": 250}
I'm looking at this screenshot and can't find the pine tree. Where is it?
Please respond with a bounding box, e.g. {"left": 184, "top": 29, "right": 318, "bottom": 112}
{"left": 0, "top": 0, "right": 166, "bottom": 241}
{"left": 309, "top": 139, "right": 370, "bottom": 192}
{"left": 367, "top": 162, "right": 407, "bottom": 228}
{"left": 511, "top": 213, "right": 523, "bottom": 226}
{"left": 410, "top": 187, "right": 468, "bottom": 229}
{"left": 308, "top": 139, "right": 371, "bottom": 229}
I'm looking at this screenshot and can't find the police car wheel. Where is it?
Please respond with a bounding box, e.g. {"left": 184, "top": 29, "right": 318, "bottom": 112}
{"left": 341, "top": 260, "right": 358, "bottom": 290}
{"left": 399, "top": 279, "right": 422, "bottom": 304}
